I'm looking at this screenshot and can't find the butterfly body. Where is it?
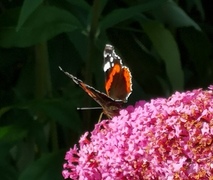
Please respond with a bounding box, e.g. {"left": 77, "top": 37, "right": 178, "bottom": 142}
{"left": 59, "top": 44, "right": 132, "bottom": 119}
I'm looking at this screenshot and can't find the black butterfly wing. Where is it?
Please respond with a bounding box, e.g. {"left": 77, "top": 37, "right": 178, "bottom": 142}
{"left": 103, "top": 44, "right": 132, "bottom": 101}
{"left": 59, "top": 67, "right": 124, "bottom": 118}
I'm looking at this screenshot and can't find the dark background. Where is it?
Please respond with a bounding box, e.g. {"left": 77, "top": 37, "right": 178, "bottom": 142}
{"left": 0, "top": 0, "right": 212, "bottom": 179}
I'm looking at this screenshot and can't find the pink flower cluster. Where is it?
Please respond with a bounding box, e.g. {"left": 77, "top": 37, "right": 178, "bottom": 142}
{"left": 62, "top": 87, "right": 213, "bottom": 179}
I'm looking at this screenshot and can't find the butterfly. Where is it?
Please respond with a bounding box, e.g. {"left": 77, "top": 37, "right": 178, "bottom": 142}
{"left": 59, "top": 44, "right": 132, "bottom": 119}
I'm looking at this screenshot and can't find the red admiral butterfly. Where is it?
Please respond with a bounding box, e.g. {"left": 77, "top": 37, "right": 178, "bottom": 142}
{"left": 59, "top": 44, "right": 132, "bottom": 119}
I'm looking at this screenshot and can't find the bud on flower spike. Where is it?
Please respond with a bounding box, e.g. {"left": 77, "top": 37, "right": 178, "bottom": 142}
{"left": 62, "top": 86, "right": 213, "bottom": 179}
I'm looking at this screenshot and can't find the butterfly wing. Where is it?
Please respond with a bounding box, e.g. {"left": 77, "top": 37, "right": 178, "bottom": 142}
{"left": 103, "top": 44, "right": 132, "bottom": 102}
{"left": 59, "top": 67, "right": 124, "bottom": 118}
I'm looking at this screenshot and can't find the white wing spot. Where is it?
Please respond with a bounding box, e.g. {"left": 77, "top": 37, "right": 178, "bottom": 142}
{"left": 103, "top": 61, "right": 111, "bottom": 72}
{"left": 110, "top": 56, "right": 114, "bottom": 62}
{"left": 104, "top": 53, "right": 108, "bottom": 58}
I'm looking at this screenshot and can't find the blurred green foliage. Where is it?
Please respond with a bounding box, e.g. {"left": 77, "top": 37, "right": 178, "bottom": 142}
{"left": 0, "top": 0, "right": 212, "bottom": 179}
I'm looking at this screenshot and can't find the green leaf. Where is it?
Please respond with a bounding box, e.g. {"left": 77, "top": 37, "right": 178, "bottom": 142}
{"left": 0, "top": 163, "right": 17, "bottom": 180}
{"left": 65, "top": 0, "right": 90, "bottom": 10}
{"left": 180, "top": 27, "right": 211, "bottom": 83}
{"left": 143, "top": 21, "right": 184, "bottom": 91}
{"left": 151, "top": 1, "right": 201, "bottom": 31}
{"left": 186, "top": 0, "right": 204, "bottom": 20}
{"left": 16, "top": 0, "right": 44, "bottom": 31}
{"left": 194, "top": 0, "right": 205, "bottom": 19}
{"left": 30, "top": 99, "right": 82, "bottom": 133}
{"left": 67, "top": 30, "right": 87, "bottom": 60}
{"left": 0, "top": 106, "right": 12, "bottom": 118}
{"left": 100, "top": 0, "right": 167, "bottom": 30}
{"left": 19, "top": 152, "right": 64, "bottom": 180}
{"left": 0, "top": 125, "right": 27, "bottom": 143}
{"left": 0, "top": 6, "right": 82, "bottom": 47}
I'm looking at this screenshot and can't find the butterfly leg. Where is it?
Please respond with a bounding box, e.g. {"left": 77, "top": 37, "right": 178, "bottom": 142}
{"left": 98, "top": 112, "right": 104, "bottom": 123}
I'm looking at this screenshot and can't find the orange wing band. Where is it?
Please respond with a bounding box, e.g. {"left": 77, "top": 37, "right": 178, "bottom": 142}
{"left": 123, "top": 67, "right": 132, "bottom": 93}
{"left": 105, "top": 64, "right": 121, "bottom": 94}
